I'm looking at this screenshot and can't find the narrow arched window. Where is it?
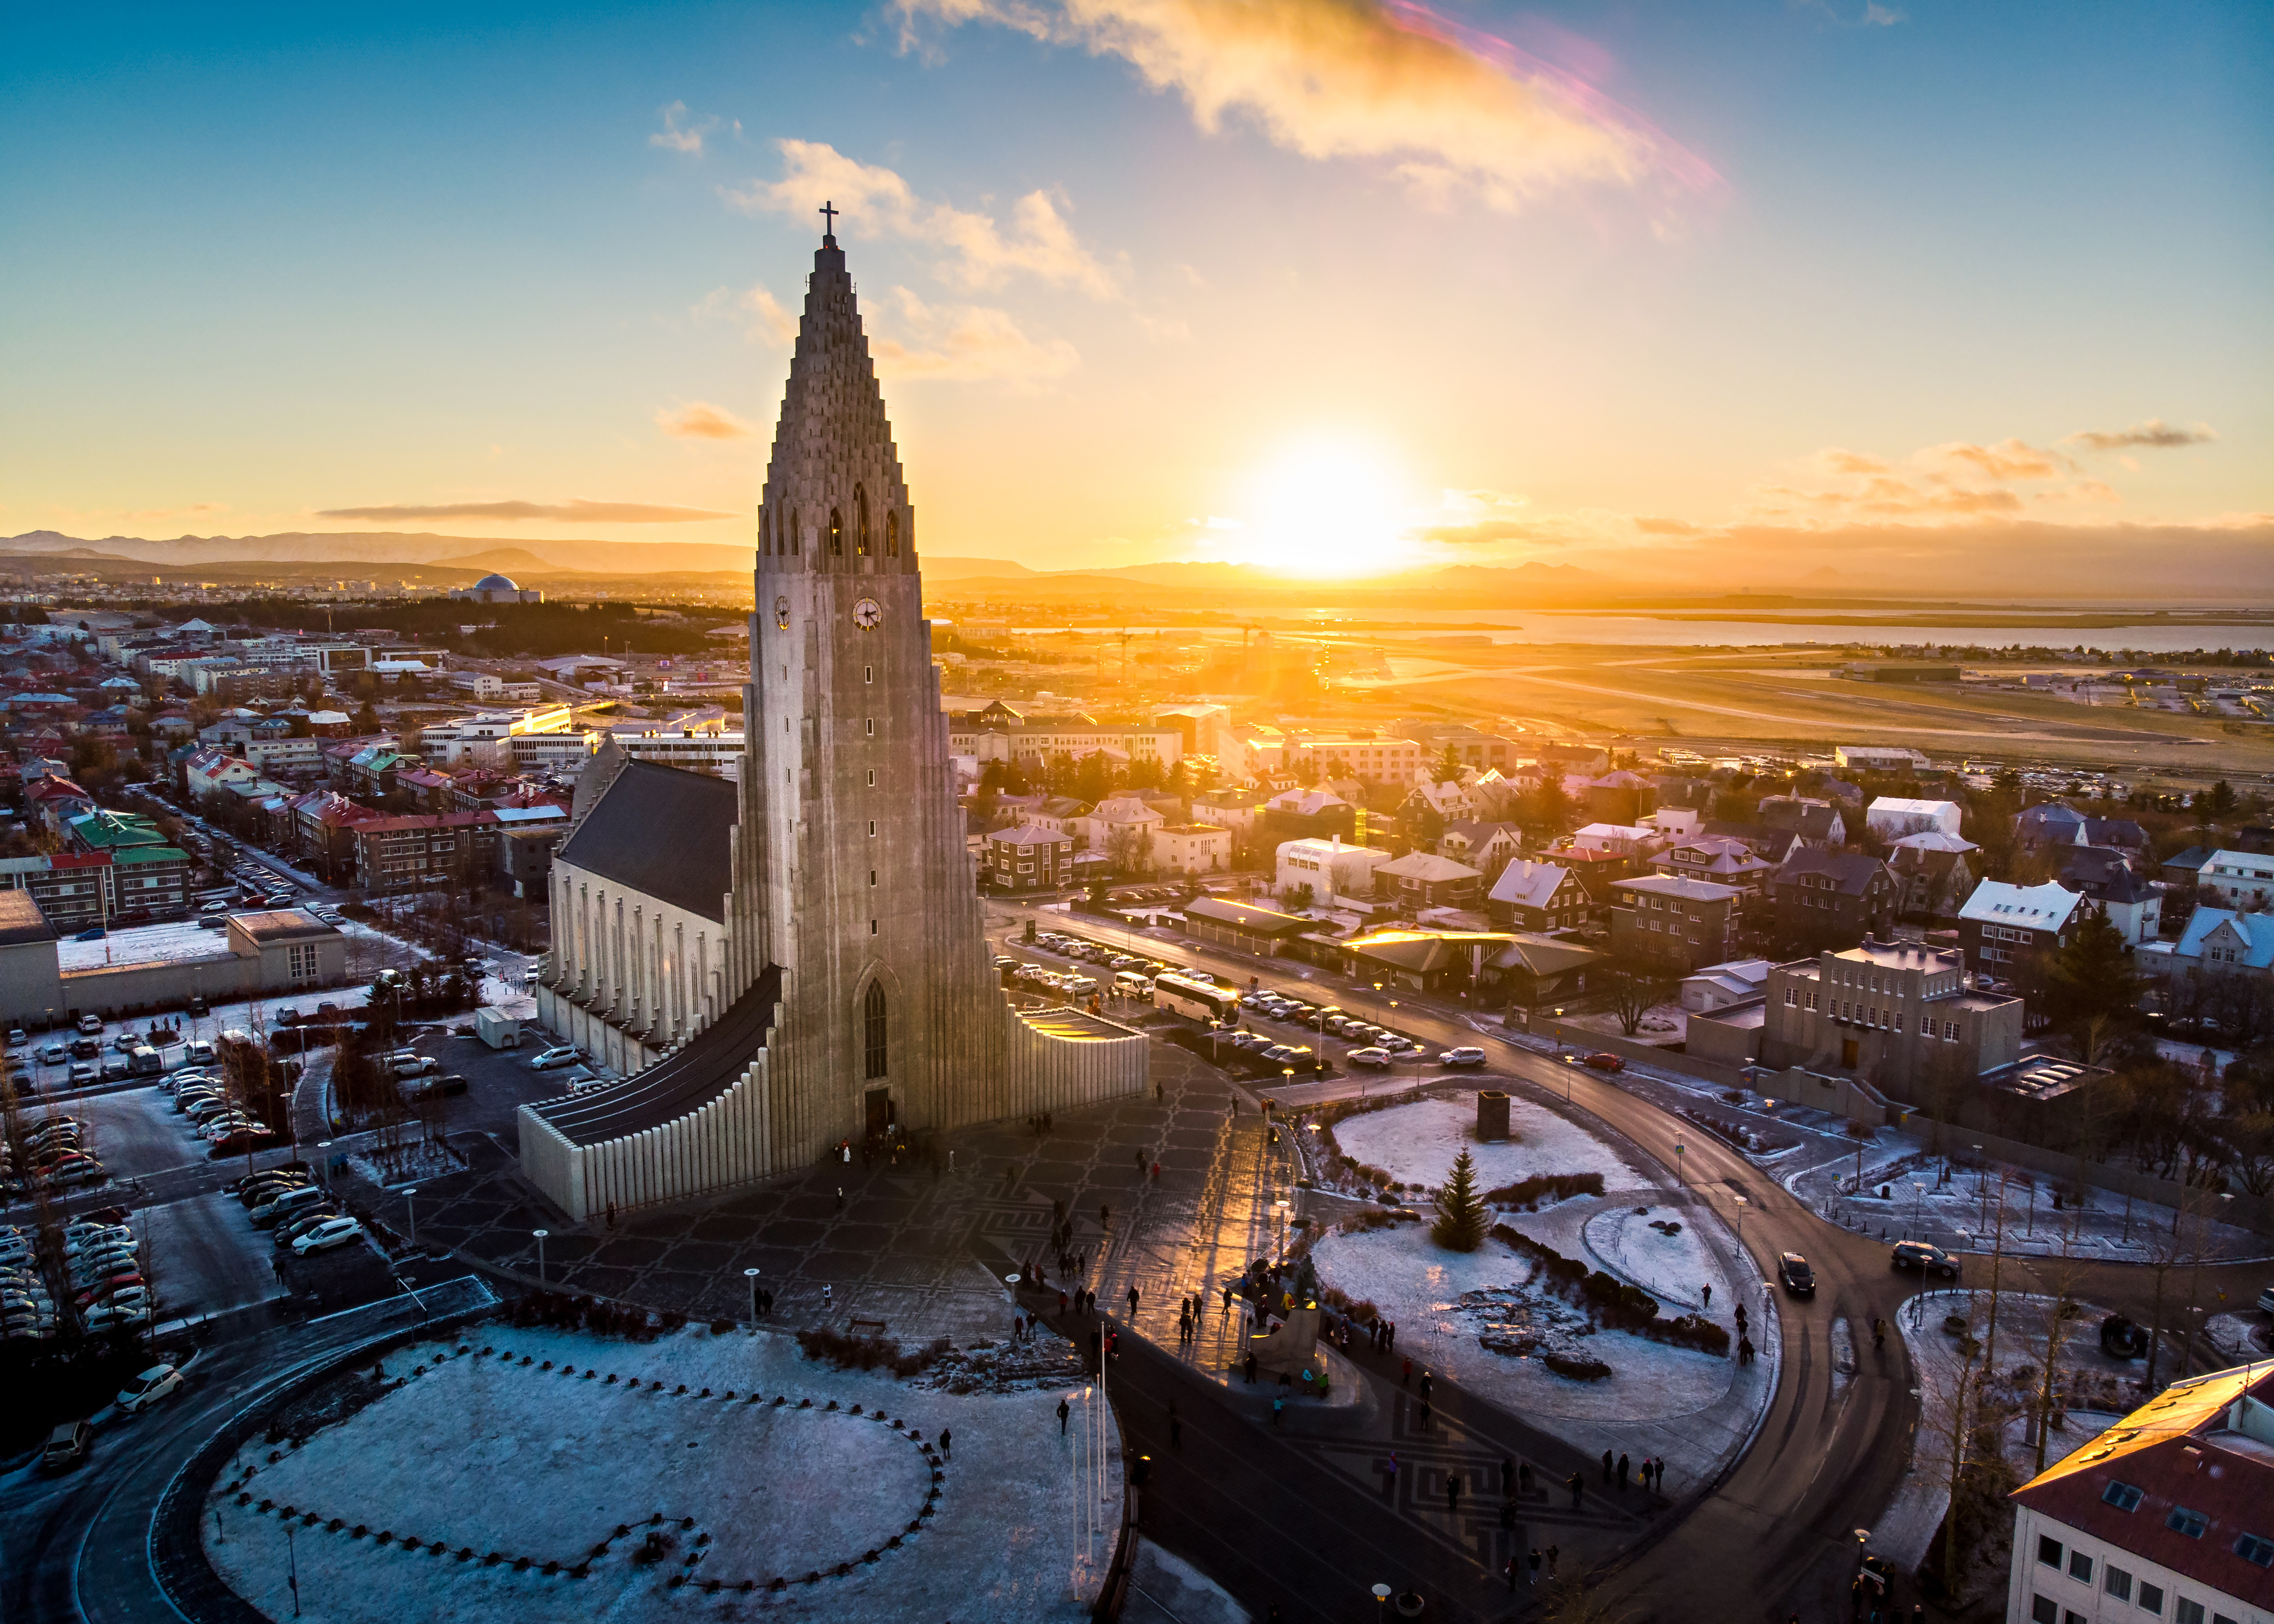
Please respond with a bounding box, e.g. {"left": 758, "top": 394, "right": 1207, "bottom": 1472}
{"left": 855, "top": 486, "right": 870, "bottom": 556}
{"left": 789, "top": 509, "right": 801, "bottom": 556}
{"left": 863, "top": 981, "right": 887, "bottom": 1079}
{"left": 886, "top": 510, "right": 899, "bottom": 557}
{"left": 829, "top": 508, "right": 844, "bottom": 556}
{"left": 760, "top": 504, "right": 771, "bottom": 556}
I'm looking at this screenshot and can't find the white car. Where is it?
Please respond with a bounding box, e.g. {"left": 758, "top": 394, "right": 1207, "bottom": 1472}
{"left": 530, "top": 1045, "right": 582, "bottom": 1070}
{"left": 1346, "top": 1047, "right": 1393, "bottom": 1068}
{"left": 115, "top": 1364, "right": 182, "bottom": 1413}
{"left": 64, "top": 1225, "right": 133, "bottom": 1258}
{"left": 390, "top": 1055, "right": 438, "bottom": 1078}
{"left": 291, "top": 1216, "right": 364, "bottom": 1255}
{"left": 75, "top": 1015, "right": 103, "bottom": 1036}
{"left": 1438, "top": 1047, "right": 1489, "bottom": 1068}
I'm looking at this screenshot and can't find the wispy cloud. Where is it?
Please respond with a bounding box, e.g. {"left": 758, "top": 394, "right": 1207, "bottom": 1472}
{"left": 2065, "top": 418, "right": 2218, "bottom": 451}
{"left": 729, "top": 140, "right": 1122, "bottom": 298}
{"left": 869, "top": 288, "right": 1080, "bottom": 382}
{"left": 316, "top": 499, "right": 733, "bottom": 524}
{"left": 894, "top": 0, "right": 1721, "bottom": 215}
{"left": 650, "top": 101, "right": 717, "bottom": 155}
{"left": 1927, "top": 438, "right": 2070, "bottom": 482}
{"left": 1793, "top": 0, "right": 1906, "bottom": 26}
{"left": 655, "top": 402, "right": 757, "bottom": 440}
{"left": 695, "top": 282, "right": 800, "bottom": 347}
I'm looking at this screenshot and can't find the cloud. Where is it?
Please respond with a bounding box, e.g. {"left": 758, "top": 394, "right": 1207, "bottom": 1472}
{"left": 655, "top": 402, "right": 758, "bottom": 440}
{"left": 729, "top": 140, "right": 1122, "bottom": 298}
{"left": 869, "top": 288, "right": 1080, "bottom": 382}
{"left": 1816, "top": 449, "right": 1888, "bottom": 475}
{"left": 2065, "top": 418, "right": 2218, "bottom": 451}
{"left": 316, "top": 500, "right": 734, "bottom": 524}
{"left": 1794, "top": 0, "right": 1906, "bottom": 25}
{"left": 1632, "top": 516, "right": 1701, "bottom": 535}
{"left": 895, "top": 0, "right": 1722, "bottom": 214}
{"left": 1417, "top": 518, "right": 1549, "bottom": 545}
{"left": 650, "top": 101, "right": 717, "bottom": 155}
{"left": 1927, "top": 438, "right": 2069, "bottom": 482}
{"left": 695, "top": 282, "right": 800, "bottom": 347}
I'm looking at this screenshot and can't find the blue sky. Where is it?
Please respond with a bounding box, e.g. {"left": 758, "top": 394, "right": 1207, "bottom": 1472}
{"left": 2, "top": 1, "right": 2266, "bottom": 587}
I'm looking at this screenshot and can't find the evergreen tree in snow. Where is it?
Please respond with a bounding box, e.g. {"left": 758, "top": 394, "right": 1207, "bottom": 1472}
{"left": 1432, "top": 1147, "right": 1488, "bottom": 1252}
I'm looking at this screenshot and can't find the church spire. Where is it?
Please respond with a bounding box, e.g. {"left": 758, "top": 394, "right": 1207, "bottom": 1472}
{"left": 754, "top": 221, "right": 914, "bottom": 575}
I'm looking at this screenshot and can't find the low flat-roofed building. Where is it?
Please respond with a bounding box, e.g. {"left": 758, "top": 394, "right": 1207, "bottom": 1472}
{"left": 1183, "top": 897, "right": 1315, "bottom": 959}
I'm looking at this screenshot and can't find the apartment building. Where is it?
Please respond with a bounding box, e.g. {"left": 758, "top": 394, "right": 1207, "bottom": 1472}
{"left": 1609, "top": 874, "right": 1741, "bottom": 970}
{"left": 1958, "top": 879, "right": 2087, "bottom": 977}
{"left": 1276, "top": 836, "right": 1394, "bottom": 906}
{"left": 1752, "top": 939, "right": 2021, "bottom": 1088}
{"left": 349, "top": 811, "right": 497, "bottom": 894}
{"left": 983, "top": 824, "right": 1076, "bottom": 892}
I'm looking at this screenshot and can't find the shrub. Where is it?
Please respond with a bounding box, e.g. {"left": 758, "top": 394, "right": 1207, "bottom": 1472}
{"left": 1545, "top": 1352, "right": 1612, "bottom": 1381}
{"left": 1647, "top": 1314, "right": 1730, "bottom": 1355}
{"left": 795, "top": 1327, "right": 952, "bottom": 1377}
{"left": 1482, "top": 1172, "right": 1605, "bottom": 1209}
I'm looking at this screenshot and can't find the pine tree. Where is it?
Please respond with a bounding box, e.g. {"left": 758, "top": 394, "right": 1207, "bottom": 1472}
{"left": 1432, "top": 1148, "right": 1487, "bottom": 1252}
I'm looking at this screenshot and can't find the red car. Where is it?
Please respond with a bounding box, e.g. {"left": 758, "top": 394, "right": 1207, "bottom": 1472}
{"left": 1583, "top": 1053, "right": 1625, "bottom": 1073}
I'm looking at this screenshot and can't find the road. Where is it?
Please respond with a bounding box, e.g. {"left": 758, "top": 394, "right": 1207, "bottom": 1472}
{"left": 0, "top": 1281, "right": 493, "bottom": 1624}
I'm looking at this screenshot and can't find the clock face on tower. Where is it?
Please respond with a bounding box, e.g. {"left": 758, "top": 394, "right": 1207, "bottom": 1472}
{"left": 774, "top": 595, "right": 789, "bottom": 630}
{"left": 852, "top": 597, "right": 882, "bottom": 632}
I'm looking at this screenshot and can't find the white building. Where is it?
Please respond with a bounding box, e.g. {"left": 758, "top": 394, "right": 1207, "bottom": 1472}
{"left": 2199, "top": 849, "right": 2274, "bottom": 909}
{"left": 1276, "top": 836, "right": 1393, "bottom": 907}
{"left": 1865, "top": 797, "right": 1963, "bottom": 839}
{"left": 1570, "top": 822, "right": 1659, "bottom": 857}
{"left": 2005, "top": 1363, "right": 2273, "bottom": 1624}
{"left": 1078, "top": 795, "right": 1167, "bottom": 854}
{"left": 1835, "top": 744, "right": 1930, "bottom": 773}
{"left": 1151, "top": 823, "right": 1233, "bottom": 876}
{"left": 418, "top": 705, "right": 577, "bottom": 768}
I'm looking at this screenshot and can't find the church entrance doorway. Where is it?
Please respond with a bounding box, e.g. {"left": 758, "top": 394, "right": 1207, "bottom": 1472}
{"left": 1840, "top": 1038, "right": 1859, "bottom": 1068}
{"left": 865, "top": 1088, "right": 895, "bottom": 1139}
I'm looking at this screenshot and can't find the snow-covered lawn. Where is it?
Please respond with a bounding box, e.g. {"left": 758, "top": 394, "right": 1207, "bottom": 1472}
{"left": 206, "top": 1323, "right": 1123, "bottom": 1624}
{"left": 1332, "top": 1096, "right": 1650, "bottom": 1194}
{"left": 1583, "top": 1205, "right": 1725, "bottom": 1312}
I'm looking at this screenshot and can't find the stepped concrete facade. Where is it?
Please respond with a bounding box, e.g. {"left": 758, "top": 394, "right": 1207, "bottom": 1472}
{"left": 520, "top": 227, "right": 1146, "bottom": 1220}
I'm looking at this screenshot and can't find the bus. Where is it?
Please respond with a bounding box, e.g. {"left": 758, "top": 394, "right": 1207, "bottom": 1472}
{"left": 1151, "top": 972, "right": 1240, "bottom": 1026}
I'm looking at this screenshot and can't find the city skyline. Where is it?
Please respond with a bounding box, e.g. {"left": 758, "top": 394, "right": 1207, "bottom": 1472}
{"left": 2, "top": 1, "right": 2266, "bottom": 590}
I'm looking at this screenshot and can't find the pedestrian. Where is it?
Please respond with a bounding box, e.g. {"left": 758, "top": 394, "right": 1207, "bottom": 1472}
{"left": 1169, "top": 1402, "right": 1182, "bottom": 1449}
{"left": 1059, "top": 1289, "right": 1069, "bottom": 1314}
{"left": 1401, "top": 1357, "right": 1412, "bottom": 1387}
{"left": 1058, "top": 1397, "right": 1071, "bottom": 1435}
{"left": 1735, "top": 1302, "right": 1748, "bottom": 1331}
{"left": 1617, "top": 1452, "right": 1630, "bottom": 1491}
{"left": 1246, "top": 1352, "right": 1257, "bottom": 1384}
{"left": 1849, "top": 1576, "right": 1865, "bottom": 1620}
{"left": 1529, "top": 1547, "right": 1542, "bottom": 1586}
{"left": 605, "top": 1198, "right": 616, "bottom": 1229}
{"left": 1701, "top": 1282, "right": 1711, "bottom": 1307}
{"left": 1101, "top": 1203, "right": 1110, "bottom": 1227}
{"left": 1271, "top": 1394, "right": 1284, "bottom": 1425}
{"left": 939, "top": 1428, "right": 951, "bottom": 1460}
{"left": 1656, "top": 1459, "right": 1669, "bottom": 1492}
{"left": 1387, "top": 1320, "right": 1397, "bottom": 1351}
{"left": 1418, "top": 1370, "right": 1432, "bottom": 1404}
{"left": 1498, "top": 1499, "right": 1516, "bottom": 1536}
{"left": 1222, "top": 1284, "right": 1233, "bottom": 1315}
{"left": 823, "top": 1284, "right": 833, "bottom": 1307}
{"left": 1446, "top": 1473, "right": 1461, "bottom": 1514}
{"left": 1128, "top": 1285, "right": 1141, "bottom": 1317}
{"left": 836, "top": 1185, "right": 845, "bottom": 1210}
{"left": 1156, "top": 1081, "right": 1164, "bottom": 1103}
{"left": 1567, "top": 1473, "right": 1583, "bottom": 1510}
{"left": 1739, "top": 1334, "right": 1755, "bottom": 1366}
{"left": 1152, "top": 1160, "right": 1161, "bottom": 1182}
{"left": 1546, "top": 1544, "right": 1559, "bottom": 1578}
{"left": 1382, "top": 1451, "right": 1398, "bottom": 1500}
{"left": 1504, "top": 1556, "right": 1520, "bottom": 1594}
{"left": 1601, "top": 1449, "right": 1614, "bottom": 1485}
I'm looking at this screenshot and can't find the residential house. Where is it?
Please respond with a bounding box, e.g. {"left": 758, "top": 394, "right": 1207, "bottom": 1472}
{"left": 1680, "top": 958, "right": 1773, "bottom": 1012}
{"left": 1889, "top": 835, "right": 1978, "bottom": 922}
{"left": 1568, "top": 822, "right": 1658, "bottom": 859}
{"left": 2057, "top": 847, "right": 2162, "bottom": 945}
{"left": 1758, "top": 795, "right": 1847, "bottom": 849}
{"left": 2005, "top": 1365, "right": 2274, "bottom": 1624}
{"left": 497, "top": 822, "right": 568, "bottom": 900}
{"left": 1657, "top": 836, "right": 1776, "bottom": 896}
{"left": 345, "top": 742, "right": 409, "bottom": 800}
{"left": 1956, "top": 879, "right": 2085, "bottom": 979}
{"left": 1374, "top": 852, "right": 1484, "bottom": 910}
{"left": 984, "top": 824, "right": 1076, "bottom": 892}
{"left": 2155, "top": 907, "right": 2274, "bottom": 983}
{"left": 1865, "top": 797, "right": 1963, "bottom": 840}
{"left": 1276, "top": 837, "right": 1393, "bottom": 907}
{"left": 1438, "top": 820, "right": 1522, "bottom": 883}
{"left": 0, "top": 852, "right": 117, "bottom": 930}
{"left": 1833, "top": 744, "right": 1929, "bottom": 773}
{"left": 1079, "top": 795, "right": 1168, "bottom": 864}
{"left": 1489, "top": 934, "right": 1601, "bottom": 1012}
{"left": 2197, "top": 849, "right": 2274, "bottom": 909}
{"left": 349, "top": 811, "right": 498, "bottom": 894}
{"left": 1399, "top": 777, "right": 1482, "bottom": 828}
{"left": 2160, "top": 845, "right": 2212, "bottom": 888}
{"left": 1259, "top": 786, "right": 1356, "bottom": 845}
{"left": 1773, "top": 849, "right": 1898, "bottom": 947}
{"left": 2016, "top": 802, "right": 2151, "bottom": 854}
{"left": 1486, "top": 860, "right": 1589, "bottom": 934}
{"left": 1609, "top": 874, "right": 1741, "bottom": 970}
{"left": 1188, "top": 787, "right": 1273, "bottom": 851}
{"left": 1151, "top": 823, "right": 1232, "bottom": 876}
{"left": 22, "top": 775, "right": 96, "bottom": 836}
{"left": 1583, "top": 770, "right": 1657, "bottom": 826}
{"left": 287, "top": 791, "right": 383, "bottom": 884}
{"left": 1183, "top": 897, "right": 1316, "bottom": 959}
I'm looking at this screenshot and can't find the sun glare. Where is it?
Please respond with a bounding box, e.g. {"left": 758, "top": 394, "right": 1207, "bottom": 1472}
{"left": 1241, "top": 441, "right": 1410, "bottom": 577}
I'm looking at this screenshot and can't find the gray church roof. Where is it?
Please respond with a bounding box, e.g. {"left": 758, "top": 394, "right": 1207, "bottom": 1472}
{"left": 557, "top": 758, "right": 735, "bottom": 922}
{"left": 530, "top": 967, "right": 781, "bottom": 1147}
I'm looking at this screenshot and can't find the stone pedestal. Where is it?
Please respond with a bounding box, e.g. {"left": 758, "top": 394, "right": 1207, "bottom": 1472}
{"left": 1476, "top": 1090, "right": 1511, "bottom": 1142}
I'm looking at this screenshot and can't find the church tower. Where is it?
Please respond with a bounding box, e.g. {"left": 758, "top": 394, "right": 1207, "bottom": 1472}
{"left": 516, "top": 219, "right": 1143, "bottom": 1222}
{"left": 725, "top": 217, "right": 1001, "bottom": 1147}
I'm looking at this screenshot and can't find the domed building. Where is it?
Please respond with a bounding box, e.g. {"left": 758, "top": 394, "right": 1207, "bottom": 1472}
{"left": 452, "top": 571, "right": 543, "bottom": 605}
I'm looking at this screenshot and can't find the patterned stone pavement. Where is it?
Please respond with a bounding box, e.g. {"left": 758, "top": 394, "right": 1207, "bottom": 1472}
{"left": 385, "top": 1041, "right": 1288, "bottom": 1345}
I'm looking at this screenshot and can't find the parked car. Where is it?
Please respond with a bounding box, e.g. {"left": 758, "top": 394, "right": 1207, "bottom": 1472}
{"left": 390, "top": 1054, "right": 439, "bottom": 1078}
{"left": 1347, "top": 1047, "right": 1393, "bottom": 1068}
{"left": 4, "top": 1029, "right": 24, "bottom": 1047}
{"left": 1582, "top": 1053, "right": 1626, "bottom": 1073}
{"left": 530, "top": 1045, "right": 582, "bottom": 1070}
{"left": 1890, "top": 1241, "right": 1961, "bottom": 1278}
{"left": 1777, "top": 1252, "right": 1816, "bottom": 1295}
{"left": 249, "top": 1184, "right": 327, "bottom": 1227}
{"left": 292, "top": 1216, "right": 365, "bottom": 1256}
{"left": 75, "top": 1014, "right": 102, "bottom": 1036}
{"left": 1438, "top": 1047, "right": 1489, "bottom": 1068}
{"left": 275, "top": 1209, "right": 343, "bottom": 1248}
{"left": 39, "top": 1043, "right": 68, "bottom": 1064}
{"left": 2099, "top": 1314, "right": 2151, "bottom": 1359}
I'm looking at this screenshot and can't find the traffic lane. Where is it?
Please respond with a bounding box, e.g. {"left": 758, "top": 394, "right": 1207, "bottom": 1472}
{"left": 141, "top": 1190, "right": 288, "bottom": 1322}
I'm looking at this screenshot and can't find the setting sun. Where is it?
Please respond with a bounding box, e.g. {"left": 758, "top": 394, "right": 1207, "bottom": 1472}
{"left": 1240, "top": 439, "right": 1412, "bottom": 576}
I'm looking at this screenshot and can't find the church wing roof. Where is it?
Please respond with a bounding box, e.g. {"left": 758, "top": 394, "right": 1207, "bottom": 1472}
{"left": 556, "top": 758, "right": 736, "bottom": 923}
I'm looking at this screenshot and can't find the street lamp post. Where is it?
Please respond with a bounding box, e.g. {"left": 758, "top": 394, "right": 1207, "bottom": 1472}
{"left": 1733, "top": 1193, "right": 1749, "bottom": 1258}
{"left": 745, "top": 1267, "right": 762, "bottom": 1328}
{"left": 533, "top": 1228, "right": 548, "bottom": 1285}
{"left": 1974, "top": 1145, "right": 1987, "bottom": 1229}
{"left": 1911, "top": 1182, "right": 1927, "bottom": 1240}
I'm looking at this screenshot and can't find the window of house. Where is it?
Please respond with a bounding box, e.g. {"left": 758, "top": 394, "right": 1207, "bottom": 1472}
{"left": 2038, "top": 1536, "right": 2065, "bottom": 1569}
{"left": 2137, "top": 1581, "right": 2163, "bottom": 1613}
{"left": 2102, "top": 1482, "right": 2144, "bottom": 1512}
{"left": 2104, "top": 1567, "right": 2132, "bottom": 1601}
{"left": 2168, "top": 1507, "right": 2208, "bottom": 1539}
{"left": 2068, "top": 1550, "right": 2093, "bottom": 1583}
{"left": 866, "top": 770, "right": 875, "bottom": 787}
{"left": 2235, "top": 1533, "right": 2274, "bottom": 1567}
{"left": 2031, "top": 1598, "right": 2057, "bottom": 1624}
{"left": 2171, "top": 1600, "right": 2204, "bottom": 1624}
{"left": 864, "top": 981, "right": 887, "bottom": 1077}
{"left": 865, "top": 665, "right": 873, "bottom": 683}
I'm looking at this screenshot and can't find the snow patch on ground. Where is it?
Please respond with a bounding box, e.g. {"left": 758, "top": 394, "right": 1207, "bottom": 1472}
{"left": 1332, "top": 1096, "right": 1650, "bottom": 1194}
{"left": 205, "top": 1323, "right": 1124, "bottom": 1624}
{"left": 1129, "top": 1537, "right": 1250, "bottom": 1624}
{"left": 348, "top": 1139, "right": 470, "bottom": 1189}
{"left": 1583, "top": 1205, "right": 1727, "bottom": 1312}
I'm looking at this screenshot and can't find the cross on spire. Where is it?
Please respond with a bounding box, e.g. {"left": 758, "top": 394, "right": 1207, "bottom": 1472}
{"left": 819, "top": 200, "right": 838, "bottom": 243}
